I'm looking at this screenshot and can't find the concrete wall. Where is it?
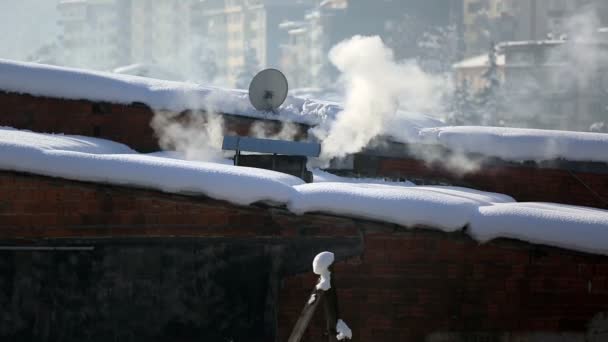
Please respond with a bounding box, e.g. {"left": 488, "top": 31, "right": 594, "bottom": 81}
{"left": 1, "top": 171, "right": 608, "bottom": 341}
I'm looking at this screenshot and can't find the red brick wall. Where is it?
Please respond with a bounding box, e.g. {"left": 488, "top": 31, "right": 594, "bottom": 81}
{"left": 375, "top": 157, "right": 608, "bottom": 210}
{"left": 0, "top": 91, "right": 159, "bottom": 151}
{"left": 0, "top": 91, "right": 309, "bottom": 152}
{"left": 1, "top": 171, "right": 608, "bottom": 341}
{"left": 279, "top": 232, "right": 608, "bottom": 341}
{"left": 3, "top": 90, "right": 607, "bottom": 210}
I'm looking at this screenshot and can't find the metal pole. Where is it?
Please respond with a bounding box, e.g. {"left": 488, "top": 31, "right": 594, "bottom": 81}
{"left": 323, "top": 265, "right": 339, "bottom": 342}
{"left": 288, "top": 289, "right": 325, "bottom": 342}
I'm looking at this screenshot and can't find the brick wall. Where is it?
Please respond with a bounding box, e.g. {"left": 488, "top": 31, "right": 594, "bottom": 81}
{"left": 0, "top": 170, "right": 360, "bottom": 341}
{"left": 3, "top": 90, "right": 607, "bottom": 210}
{"left": 360, "top": 155, "right": 608, "bottom": 210}
{"left": 0, "top": 91, "right": 309, "bottom": 153}
{"left": 279, "top": 232, "right": 608, "bottom": 341}
{"left": 1, "top": 171, "right": 608, "bottom": 341}
{"left": 0, "top": 91, "right": 159, "bottom": 152}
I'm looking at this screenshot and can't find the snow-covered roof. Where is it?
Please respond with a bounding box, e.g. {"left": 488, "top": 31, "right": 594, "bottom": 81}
{"left": 58, "top": 0, "right": 87, "bottom": 5}
{"left": 453, "top": 53, "right": 505, "bottom": 69}
{"left": 112, "top": 63, "right": 181, "bottom": 80}
{"left": 0, "top": 59, "right": 339, "bottom": 125}
{"left": 288, "top": 28, "right": 308, "bottom": 35}
{"left": 419, "top": 126, "right": 608, "bottom": 164}
{"left": 498, "top": 39, "right": 565, "bottom": 48}
{"left": 3, "top": 59, "right": 608, "bottom": 166}
{"left": 2, "top": 127, "right": 608, "bottom": 256}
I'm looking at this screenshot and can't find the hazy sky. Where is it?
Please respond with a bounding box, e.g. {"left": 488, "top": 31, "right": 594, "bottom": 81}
{"left": 0, "top": 0, "right": 59, "bottom": 60}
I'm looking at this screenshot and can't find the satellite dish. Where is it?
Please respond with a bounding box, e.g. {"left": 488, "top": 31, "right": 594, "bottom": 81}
{"left": 248, "top": 68, "right": 288, "bottom": 113}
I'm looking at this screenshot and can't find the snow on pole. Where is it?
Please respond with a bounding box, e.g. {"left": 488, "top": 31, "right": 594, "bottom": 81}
{"left": 336, "top": 319, "right": 352, "bottom": 340}
{"left": 312, "top": 251, "right": 334, "bottom": 291}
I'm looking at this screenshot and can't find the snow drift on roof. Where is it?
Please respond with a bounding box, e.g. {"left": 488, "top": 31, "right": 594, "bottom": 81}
{"left": 0, "top": 127, "right": 134, "bottom": 154}
{"left": 452, "top": 53, "right": 505, "bottom": 69}
{"left": 0, "top": 58, "right": 338, "bottom": 125}
{"left": 0, "top": 127, "right": 302, "bottom": 206}
{"left": 1, "top": 127, "right": 608, "bottom": 256}
{"left": 0, "top": 59, "right": 444, "bottom": 137}
{"left": 470, "top": 203, "right": 608, "bottom": 256}
{"left": 289, "top": 182, "right": 510, "bottom": 231}
{"left": 420, "top": 126, "right": 608, "bottom": 164}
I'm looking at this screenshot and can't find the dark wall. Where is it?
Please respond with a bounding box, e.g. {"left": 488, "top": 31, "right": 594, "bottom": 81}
{"left": 350, "top": 150, "right": 608, "bottom": 210}
{"left": 0, "top": 243, "right": 279, "bottom": 342}
{"left": 2, "top": 171, "right": 608, "bottom": 341}
{"left": 279, "top": 229, "right": 608, "bottom": 341}
{"left": 0, "top": 171, "right": 362, "bottom": 342}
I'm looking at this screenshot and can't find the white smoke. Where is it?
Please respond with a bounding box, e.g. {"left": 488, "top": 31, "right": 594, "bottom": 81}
{"left": 249, "top": 121, "right": 301, "bottom": 141}
{"left": 150, "top": 106, "right": 225, "bottom": 162}
{"left": 313, "top": 35, "right": 447, "bottom": 160}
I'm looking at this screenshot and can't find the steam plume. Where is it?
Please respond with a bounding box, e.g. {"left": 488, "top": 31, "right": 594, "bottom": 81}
{"left": 314, "top": 35, "right": 446, "bottom": 160}
{"left": 151, "top": 108, "right": 225, "bottom": 162}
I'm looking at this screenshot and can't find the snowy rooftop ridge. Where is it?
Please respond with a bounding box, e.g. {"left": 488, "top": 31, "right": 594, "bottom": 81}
{"left": 3, "top": 59, "right": 608, "bottom": 165}
{"left": 419, "top": 126, "right": 608, "bottom": 164}
{"left": 452, "top": 53, "right": 505, "bottom": 69}
{"left": 1, "top": 127, "right": 608, "bottom": 256}
{"left": 0, "top": 58, "right": 340, "bottom": 125}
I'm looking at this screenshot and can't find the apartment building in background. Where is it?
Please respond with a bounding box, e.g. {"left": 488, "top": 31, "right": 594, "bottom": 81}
{"left": 280, "top": 0, "right": 459, "bottom": 89}
{"left": 57, "top": 0, "right": 131, "bottom": 70}
{"left": 499, "top": 37, "right": 608, "bottom": 131}
{"left": 196, "top": 0, "right": 310, "bottom": 87}
{"left": 130, "top": 0, "right": 194, "bottom": 65}
{"left": 463, "top": 0, "right": 608, "bottom": 57}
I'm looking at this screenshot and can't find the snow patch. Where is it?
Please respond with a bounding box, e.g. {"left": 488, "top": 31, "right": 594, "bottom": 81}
{"left": 307, "top": 293, "right": 317, "bottom": 305}
{"left": 0, "top": 127, "right": 134, "bottom": 154}
{"left": 420, "top": 126, "right": 608, "bottom": 164}
{"left": 0, "top": 127, "right": 302, "bottom": 206}
{"left": 470, "top": 203, "right": 608, "bottom": 256}
{"left": 0, "top": 58, "right": 337, "bottom": 125}
{"left": 312, "top": 168, "right": 414, "bottom": 186}
{"left": 336, "top": 319, "right": 352, "bottom": 340}
{"left": 1, "top": 127, "right": 608, "bottom": 256}
{"left": 313, "top": 251, "right": 334, "bottom": 291}
{"left": 290, "top": 183, "right": 508, "bottom": 231}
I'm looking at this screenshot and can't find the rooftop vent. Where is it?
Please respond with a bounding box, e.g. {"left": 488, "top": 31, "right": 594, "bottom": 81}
{"left": 220, "top": 68, "right": 320, "bottom": 182}
{"left": 222, "top": 135, "right": 320, "bottom": 182}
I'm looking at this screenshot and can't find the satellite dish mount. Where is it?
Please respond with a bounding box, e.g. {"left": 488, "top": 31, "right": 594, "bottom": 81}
{"left": 248, "top": 68, "right": 288, "bottom": 114}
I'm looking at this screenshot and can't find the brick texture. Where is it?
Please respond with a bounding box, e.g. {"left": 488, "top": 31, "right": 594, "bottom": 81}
{"left": 375, "top": 157, "right": 608, "bottom": 210}
{"left": 278, "top": 232, "right": 608, "bottom": 341}
{"left": 0, "top": 91, "right": 309, "bottom": 152}
{"left": 1, "top": 171, "right": 608, "bottom": 341}
{"left": 3, "top": 90, "right": 607, "bottom": 210}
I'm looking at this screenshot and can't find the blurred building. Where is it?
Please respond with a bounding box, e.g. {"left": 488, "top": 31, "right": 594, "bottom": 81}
{"left": 453, "top": 52, "right": 505, "bottom": 94}
{"left": 500, "top": 37, "right": 608, "bottom": 130}
{"left": 463, "top": 0, "right": 608, "bottom": 57}
{"left": 463, "top": 0, "right": 512, "bottom": 57}
{"left": 130, "top": 0, "right": 194, "bottom": 65}
{"left": 280, "top": 0, "right": 459, "bottom": 89}
{"left": 59, "top": 0, "right": 218, "bottom": 82}
{"left": 194, "top": 0, "right": 310, "bottom": 88}
{"left": 453, "top": 32, "right": 608, "bottom": 130}
{"left": 502, "top": 0, "right": 608, "bottom": 42}
{"left": 57, "top": 0, "right": 132, "bottom": 70}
